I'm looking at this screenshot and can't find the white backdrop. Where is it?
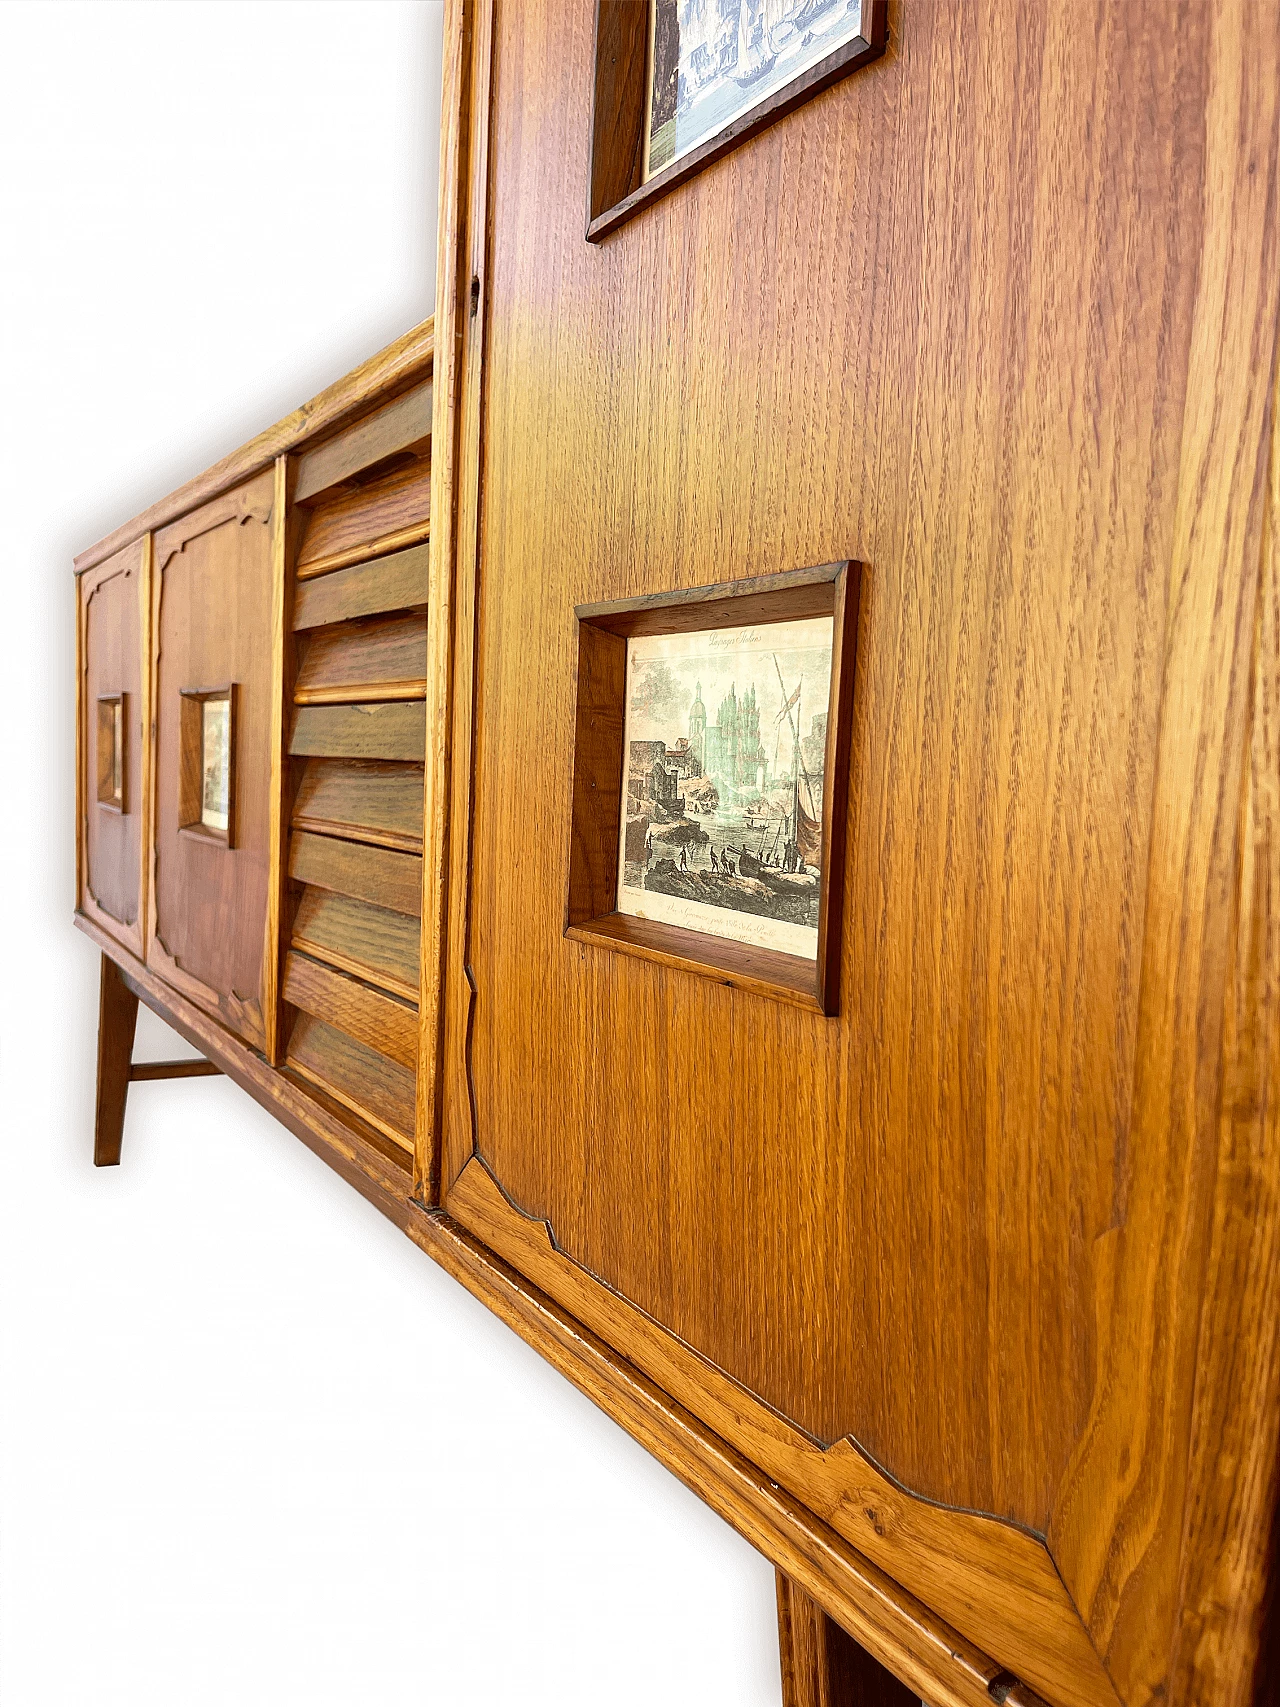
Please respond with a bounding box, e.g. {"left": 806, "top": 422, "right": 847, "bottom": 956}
{"left": 0, "top": 5, "right": 780, "bottom": 1703}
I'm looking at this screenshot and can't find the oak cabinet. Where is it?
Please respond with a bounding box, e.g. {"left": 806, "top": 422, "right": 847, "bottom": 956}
{"left": 72, "top": 4, "right": 1280, "bottom": 1705}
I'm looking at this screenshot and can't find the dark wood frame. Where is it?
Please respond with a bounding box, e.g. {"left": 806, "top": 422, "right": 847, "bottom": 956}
{"left": 586, "top": 0, "right": 888, "bottom": 241}
{"left": 96, "top": 691, "right": 126, "bottom": 813}
{"left": 178, "top": 682, "right": 237, "bottom": 848}
{"left": 566, "top": 560, "right": 861, "bottom": 1013}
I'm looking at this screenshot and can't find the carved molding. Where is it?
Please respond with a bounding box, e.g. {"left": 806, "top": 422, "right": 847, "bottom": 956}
{"left": 447, "top": 1152, "right": 1117, "bottom": 1707}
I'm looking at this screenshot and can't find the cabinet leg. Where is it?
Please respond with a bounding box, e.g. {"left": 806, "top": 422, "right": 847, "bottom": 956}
{"left": 776, "top": 1571, "right": 919, "bottom": 1707}
{"left": 94, "top": 952, "right": 139, "bottom": 1167}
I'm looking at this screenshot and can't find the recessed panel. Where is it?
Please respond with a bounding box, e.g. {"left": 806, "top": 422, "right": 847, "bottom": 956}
{"left": 151, "top": 473, "right": 274, "bottom": 1046}
{"left": 79, "top": 540, "right": 145, "bottom": 949}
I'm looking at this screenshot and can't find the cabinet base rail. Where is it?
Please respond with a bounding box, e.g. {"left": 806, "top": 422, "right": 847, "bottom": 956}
{"left": 79, "top": 912, "right": 1049, "bottom": 1707}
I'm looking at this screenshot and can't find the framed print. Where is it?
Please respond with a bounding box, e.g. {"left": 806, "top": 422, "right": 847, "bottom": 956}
{"left": 96, "top": 692, "right": 126, "bottom": 812}
{"left": 587, "top": 0, "right": 887, "bottom": 240}
{"left": 567, "top": 561, "right": 861, "bottom": 1012}
{"left": 178, "top": 683, "right": 237, "bottom": 846}
{"left": 646, "top": 1, "right": 869, "bottom": 178}
{"left": 616, "top": 615, "right": 832, "bottom": 958}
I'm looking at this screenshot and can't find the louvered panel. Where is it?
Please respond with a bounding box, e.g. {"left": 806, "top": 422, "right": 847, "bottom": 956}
{"left": 286, "top": 1013, "right": 415, "bottom": 1151}
{"left": 290, "top": 890, "right": 420, "bottom": 1002}
{"left": 296, "top": 456, "right": 430, "bottom": 579}
{"left": 289, "top": 830, "right": 422, "bottom": 916}
{"left": 291, "top": 759, "right": 424, "bottom": 853}
{"left": 283, "top": 951, "right": 418, "bottom": 1069}
{"left": 292, "top": 543, "right": 429, "bottom": 631}
{"left": 293, "top": 380, "right": 432, "bottom": 503}
{"left": 294, "top": 612, "right": 427, "bottom": 705}
{"left": 289, "top": 701, "right": 426, "bottom": 761}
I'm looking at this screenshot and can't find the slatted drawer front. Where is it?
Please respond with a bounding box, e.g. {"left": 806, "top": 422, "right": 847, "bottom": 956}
{"left": 287, "top": 1013, "right": 417, "bottom": 1149}
{"left": 294, "top": 612, "right": 428, "bottom": 704}
{"left": 291, "top": 760, "right": 424, "bottom": 853}
{"left": 291, "top": 890, "right": 419, "bottom": 1002}
{"left": 290, "top": 700, "right": 426, "bottom": 760}
{"left": 283, "top": 952, "right": 418, "bottom": 1070}
{"left": 283, "top": 401, "right": 430, "bottom": 1155}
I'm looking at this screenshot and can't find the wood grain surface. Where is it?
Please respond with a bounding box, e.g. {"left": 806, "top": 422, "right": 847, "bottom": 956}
{"left": 291, "top": 542, "right": 429, "bottom": 632}
{"left": 78, "top": 538, "right": 147, "bottom": 954}
{"left": 149, "top": 470, "right": 276, "bottom": 1047}
{"left": 415, "top": 0, "right": 496, "bottom": 1199}
{"left": 67, "top": 0, "right": 1280, "bottom": 1696}
{"left": 289, "top": 701, "right": 426, "bottom": 761}
{"left": 75, "top": 911, "right": 1072, "bottom": 1707}
{"left": 283, "top": 951, "right": 419, "bottom": 1070}
{"left": 291, "top": 759, "right": 425, "bottom": 852}
{"left": 289, "top": 830, "right": 423, "bottom": 917}
{"left": 93, "top": 952, "right": 139, "bottom": 1167}
{"left": 293, "top": 611, "right": 427, "bottom": 704}
{"left": 776, "top": 1571, "right": 919, "bottom": 1707}
{"left": 286, "top": 1011, "right": 416, "bottom": 1150}
{"left": 290, "top": 889, "right": 420, "bottom": 1001}
{"left": 1160, "top": 348, "right": 1280, "bottom": 1707}
{"left": 295, "top": 456, "right": 431, "bottom": 578}
{"left": 293, "top": 378, "right": 433, "bottom": 503}
{"left": 431, "top": 0, "right": 1280, "bottom": 1701}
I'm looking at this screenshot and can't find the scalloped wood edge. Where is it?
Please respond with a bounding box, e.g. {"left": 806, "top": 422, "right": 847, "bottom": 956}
{"left": 447, "top": 1153, "right": 1117, "bottom": 1707}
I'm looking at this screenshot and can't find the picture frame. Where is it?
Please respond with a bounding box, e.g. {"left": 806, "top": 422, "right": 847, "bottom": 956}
{"left": 566, "top": 561, "right": 861, "bottom": 1012}
{"left": 587, "top": 0, "right": 888, "bottom": 241}
{"left": 96, "top": 692, "right": 126, "bottom": 813}
{"left": 178, "top": 683, "right": 237, "bottom": 848}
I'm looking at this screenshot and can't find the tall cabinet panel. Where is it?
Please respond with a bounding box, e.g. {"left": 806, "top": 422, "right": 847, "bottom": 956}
{"left": 77, "top": 537, "right": 148, "bottom": 957}
{"left": 149, "top": 471, "right": 277, "bottom": 1049}
{"left": 433, "top": 4, "right": 1280, "bottom": 1706}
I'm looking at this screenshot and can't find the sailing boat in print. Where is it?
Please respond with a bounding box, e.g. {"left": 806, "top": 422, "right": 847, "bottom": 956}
{"left": 735, "top": 658, "right": 821, "bottom": 878}
{"left": 616, "top": 615, "right": 832, "bottom": 957}
{"left": 733, "top": 0, "right": 778, "bottom": 87}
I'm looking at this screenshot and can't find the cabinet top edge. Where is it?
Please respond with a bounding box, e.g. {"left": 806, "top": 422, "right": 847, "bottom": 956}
{"left": 72, "top": 317, "right": 435, "bottom": 578}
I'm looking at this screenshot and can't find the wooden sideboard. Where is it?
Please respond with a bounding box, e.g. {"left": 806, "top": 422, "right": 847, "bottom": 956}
{"left": 75, "top": 3, "right": 1280, "bottom": 1704}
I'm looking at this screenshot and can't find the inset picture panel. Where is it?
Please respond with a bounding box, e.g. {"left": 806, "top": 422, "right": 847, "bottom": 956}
{"left": 567, "top": 562, "right": 861, "bottom": 1013}
{"left": 178, "top": 685, "right": 237, "bottom": 845}
{"left": 96, "top": 693, "right": 126, "bottom": 812}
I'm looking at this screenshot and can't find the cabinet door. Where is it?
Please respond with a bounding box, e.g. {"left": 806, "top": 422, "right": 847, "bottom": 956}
{"left": 150, "top": 471, "right": 277, "bottom": 1048}
{"left": 435, "top": 5, "right": 1280, "bottom": 1707}
{"left": 77, "top": 539, "right": 147, "bottom": 956}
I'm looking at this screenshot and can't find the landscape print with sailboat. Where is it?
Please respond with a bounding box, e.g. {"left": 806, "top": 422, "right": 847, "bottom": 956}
{"left": 617, "top": 616, "right": 832, "bottom": 960}
{"left": 647, "top": 0, "right": 865, "bottom": 176}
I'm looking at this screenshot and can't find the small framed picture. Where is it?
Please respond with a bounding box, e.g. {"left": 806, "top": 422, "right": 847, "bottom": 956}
{"left": 646, "top": 0, "right": 872, "bottom": 179}
{"left": 587, "top": 1, "right": 887, "bottom": 239}
{"left": 179, "top": 684, "right": 237, "bottom": 846}
{"left": 96, "top": 692, "right": 126, "bottom": 813}
{"left": 567, "top": 562, "right": 861, "bottom": 1012}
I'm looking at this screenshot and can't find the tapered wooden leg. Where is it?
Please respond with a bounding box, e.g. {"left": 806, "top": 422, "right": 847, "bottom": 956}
{"left": 777, "top": 1572, "right": 919, "bottom": 1707}
{"left": 94, "top": 952, "right": 139, "bottom": 1167}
